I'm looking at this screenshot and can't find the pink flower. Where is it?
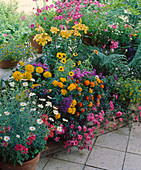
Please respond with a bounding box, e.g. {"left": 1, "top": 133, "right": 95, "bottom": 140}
{"left": 130, "top": 33, "right": 133, "bottom": 37}
{"left": 37, "top": 8, "right": 42, "bottom": 13}
{"left": 78, "top": 126, "right": 82, "bottom": 131}
{"left": 57, "top": 9, "right": 63, "bottom": 13}
{"left": 83, "top": 125, "right": 87, "bottom": 132}
{"left": 93, "top": 10, "right": 97, "bottom": 13}
{"left": 60, "top": 24, "right": 64, "bottom": 29}
{"left": 107, "top": 7, "right": 109, "bottom": 9}
{"left": 88, "top": 145, "right": 92, "bottom": 151}
{"left": 21, "top": 16, "right": 25, "bottom": 21}
{"left": 55, "top": 137, "right": 60, "bottom": 142}
{"left": 105, "top": 12, "right": 108, "bottom": 15}
{"left": 138, "top": 106, "right": 141, "bottom": 111}
{"left": 119, "top": 118, "right": 123, "bottom": 122}
{"left": 4, "top": 33, "right": 7, "bottom": 37}
{"left": 30, "top": 24, "right": 35, "bottom": 28}
{"left": 103, "top": 44, "right": 106, "bottom": 49}
{"left": 70, "top": 124, "right": 74, "bottom": 129}
{"left": 112, "top": 25, "right": 117, "bottom": 29}
{"left": 78, "top": 135, "right": 83, "bottom": 140}
{"left": 101, "top": 130, "right": 104, "bottom": 134}
{"left": 94, "top": 1, "right": 99, "bottom": 5}
{"left": 116, "top": 111, "right": 122, "bottom": 117}
{"left": 104, "top": 29, "right": 108, "bottom": 32}
{"left": 79, "top": 146, "right": 83, "bottom": 150}
{"left": 44, "top": 17, "right": 46, "bottom": 20}
{"left": 89, "top": 0, "right": 93, "bottom": 4}
{"left": 84, "top": 0, "right": 88, "bottom": 4}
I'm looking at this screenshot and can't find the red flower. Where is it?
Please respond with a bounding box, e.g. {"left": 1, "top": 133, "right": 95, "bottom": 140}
{"left": 1, "top": 141, "right": 8, "bottom": 147}
{"left": 41, "top": 114, "right": 48, "bottom": 123}
{"left": 79, "top": 102, "right": 83, "bottom": 107}
{"left": 26, "top": 134, "right": 36, "bottom": 145}
{"left": 49, "top": 124, "right": 55, "bottom": 131}
{"left": 81, "top": 108, "right": 85, "bottom": 113}
{"left": 76, "top": 112, "right": 80, "bottom": 117}
{"left": 48, "top": 131, "right": 54, "bottom": 138}
{"left": 85, "top": 96, "right": 89, "bottom": 101}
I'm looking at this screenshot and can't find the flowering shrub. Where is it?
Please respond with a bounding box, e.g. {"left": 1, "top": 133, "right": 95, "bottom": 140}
{"left": 0, "top": 85, "right": 51, "bottom": 165}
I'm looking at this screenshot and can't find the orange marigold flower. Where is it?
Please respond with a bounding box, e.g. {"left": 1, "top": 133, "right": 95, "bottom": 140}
{"left": 76, "top": 79, "right": 79, "bottom": 83}
{"left": 90, "top": 82, "right": 95, "bottom": 87}
{"left": 97, "top": 100, "right": 100, "bottom": 104}
{"left": 91, "top": 95, "right": 94, "bottom": 101}
{"left": 101, "top": 84, "right": 104, "bottom": 89}
{"left": 97, "top": 94, "right": 101, "bottom": 99}
{"left": 58, "top": 82, "right": 64, "bottom": 88}
{"left": 78, "top": 92, "right": 81, "bottom": 96}
{"left": 84, "top": 80, "right": 90, "bottom": 86}
{"left": 94, "top": 50, "right": 98, "bottom": 55}
{"left": 100, "top": 80, "right": 103, "bottom": 84}
{"left": 89, "top": 88, "right": 93, "bottom": 93}
{"left": 77, "top": 87, "right": 82, "bottom": 91}
{"left": 97, "top": 78, "right": 101, "bottom": 83}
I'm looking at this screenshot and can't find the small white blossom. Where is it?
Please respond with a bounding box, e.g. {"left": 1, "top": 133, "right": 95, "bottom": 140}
{"left": 62, "top": 118, "right": 68, "bottom": 122}
{"left": 39, "top": 98, "right": 46, "bottom": 101}
{"left": 2, "top": 90, "right": 6, "bottom": 93}
{"left": 49, "top": 117, "right": 54, "bottom": 122}
{"left": 57, "top": 126, "right": 62, "bottom": 132}
{"left": 0, "top": 114, "right": 2, "bottom": 116}
{"left": 38, "top": 104, "right": 43, "bottom": 108}
{"left": 10, "top": 97, "right": 15, "bottom": 100}
{"left": 53, "top": 106, "right": 58, "bottom": 110}
{"left": 30, "top": 78, "right": 35, "bottom": 82}
{"left": 20, "top": 108, "right": 25, "bottom": 112}
{"left": 9, "top": 82, "right": 15, "bottom": 87}
{"left": 31, "top": 108, "right": 36, "bottom": 111}
{"left": 45, "top": 101, "right": 52, "bottom": 107}
{"left": 95, "top": 75, "right": 99, "bottom": 79}
{"left": 4, "top": 111, "right": 10, "bottom": 116}
{"left": 4, "top": 136, "right": 10, "bottom": 141}
{"left": 29, "top": 93, "right": 36, "bottom": 97}
{"left": 47, "top": 96, "right": 52, "bottom": 99}
{"left": 37, "top": 119, "right": 43, "bottom": 124}
{"left": 16, "top": 135, "right": 20, "bottom": 138}
{"left": 53, "top": 110, "right": 58, "bottom": 115}
{"left": 20, "top": 102, "right": 27, "bottom": 107}
{"left": 29, "top": 126, "right": 36, "bottom": 131}
{"left": 23, "top": 82, "right": 28, "bottom": 87}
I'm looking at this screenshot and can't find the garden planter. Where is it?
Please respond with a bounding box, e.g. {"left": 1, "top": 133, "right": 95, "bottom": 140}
{"left": 0, "top": 60, "right": 18, "bottom": 69}
{"left": 0, "top": 152, "right": 40, "bottom": 170}
{"left": 29, "top": 36, "right": 42, "bottom": 54}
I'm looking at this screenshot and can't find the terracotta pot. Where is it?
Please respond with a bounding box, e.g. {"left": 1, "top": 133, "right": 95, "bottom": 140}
{"left": 0, "top": 152, "right": 40, "bottom": 170}
{"left": 29, "top": 36, "right": 42, "bottom": 54}
{"left": 0, "top": 60, "right": 18, "bottom": 69}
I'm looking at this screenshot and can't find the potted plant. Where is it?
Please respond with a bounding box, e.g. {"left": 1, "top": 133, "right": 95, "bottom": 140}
{"left": 0, "top": 84, "right": 50, "bottom": 169}
{"left": 0, "top": 38, "right": 34, "bottom": 69}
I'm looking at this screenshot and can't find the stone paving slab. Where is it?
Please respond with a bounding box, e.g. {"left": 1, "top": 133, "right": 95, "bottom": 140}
{"left": 127, "top": 136, "right": 141, "bottom": 154}
{"left": 43, "top": 158, "right": 84, "bottom": 170}
{"left": 123, "top": 153, "right": 141, "bottom": 170}
{"left": 84, "top": 166, "right": 102, "bottom": 170}
{"left": 130, "top": 122, "right": 141, "bottom": 138}
{"left": 86, "top": 146, "right": 125, "bottom": 170}
{"left": 95, "top": 131, "right": 129, "bottom": 151}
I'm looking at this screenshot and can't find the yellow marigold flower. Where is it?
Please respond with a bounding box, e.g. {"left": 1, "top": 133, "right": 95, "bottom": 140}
{"left": 68, "top": 83, "right": 76, "bottom": 91}
{"left": 59, "top": 66, "right": 64, "bottom": 71}
{"left": 50, "top": 27, "right": 59, "bottom": 34}
{"left": 67, "top": 107, "right": 73, "bottom": 113}
{"left": 61, "top": 89, "right": 67, "bottom": 96}
{"left": 43, "top": 71, "right": 52, "bottom": 78}
{"left": 133, "top": 34, "right": 137, "bottom": 37}
{"left": 69, "top": 71, "right": 74, "bottom": 77}
{"left": 73, "top": 63, "right": 76, "bottom": 67}
{"left": 19, "top": 61, "right": 25, "bottom": 66}
{"left": 12, "top": 71, "right": 23, "bottom": 81}
{"left": 61, "top": 58, "right": 66, "bottom": 64}
{"left": 88, "top": 102, "right": 93, "bottom": 107}
{"left": 25, "top": 64, "right": 34, "bottom": 73}
{"left": 52, "top": 80, "right": 59, "bottom": 86}
{"left": 71, "top": 100, "right": 77, "bottom": 107}
{"left": 23, "top": 72, "right": 32, "bottom": 81}
{"left": 73, "top": 53, "right": 78, "bottom": 57}
{"left": 97, "top": 78, "right": 101, "bottom": 83}
{"left": 31, "top": 84, "right": 41, "bottom": 88}
{"left": 54, "top": 113, "right": 61, "bottom": 119}
{"left": 36, "top": 67, "right": 44, "bottom": 74}
{"left": 71, "top": 107, "right": 76, "bottom": 114}
{"left": 60, "top": 77, "right": 66, "bottom": 82}
{"left": 94, "top": 50, "right": 98, "bottom": 55}
{"left": 58, "top": 82, "right": 64, "bottom": 88}
{"left": 89, "top": 88, "right": 93, "bottom": 93}
{"left": 78, "top": 61, "right": 81, "bottom": 65}
{"left": 61, "top": 53, "right": 66, "bottom": 58}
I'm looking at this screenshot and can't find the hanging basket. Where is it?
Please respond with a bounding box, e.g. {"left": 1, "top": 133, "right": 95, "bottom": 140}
{"left": 0, "top": 60, "right": 18, "bottom": 69}
{"left": 29, "top": 36, "right": 42, "bottom": 54}
{"left": 0, "top": 152, "right": 40, "bottom": 170}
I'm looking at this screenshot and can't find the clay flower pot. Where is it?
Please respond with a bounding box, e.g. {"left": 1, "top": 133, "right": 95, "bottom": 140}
{"left": 0, "top": 152, "right": 40, "bottom": 170}
{"left": 0, "top": 60, "right": 18, "bottom": 69}
{"left": 29, "top": 36, "right": 42, "bottom": 54}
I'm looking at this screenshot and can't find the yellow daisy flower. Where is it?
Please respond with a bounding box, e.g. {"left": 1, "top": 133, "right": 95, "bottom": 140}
{"left": 69, "top": 71, "right": 74, "bottom": 77}
{"left": 59, "top": 66, "right": 64, "bottom": 71}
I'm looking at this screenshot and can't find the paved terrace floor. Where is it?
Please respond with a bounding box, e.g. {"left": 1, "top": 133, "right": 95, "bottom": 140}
{"left": 36, "top": 123, "right": 141, "bottom": 170}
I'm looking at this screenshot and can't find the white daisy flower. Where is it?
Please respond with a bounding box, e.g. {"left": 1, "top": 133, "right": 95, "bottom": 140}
{"left": 49, "top": 117, "right": 54, "bottom": 122}
{"left": 2, "top": 90, "right": 6, "bottom": 92}
{"left": 20, "top": 108, "right": 25, "bottom": 112}
{"left": 30, "top": 78, "right": 35, "bottom": 82}
{"left": 62, "top": 118, "right": 68, "bottom": 122}
{"left": 57, "top": 126, "right": 62, "bottom": 132}
{"left": 23, "top": 82, "right": 28, "bottom": 87}
{"left": 10, "top": 88, "right": 14, "bottom": 91}
{"left": 0, "top": 114, "right": 2, "bottom": 116}
{"left": 4, "top": 111, "right": 10, "bottom": 116}
{"left": 37, "top": 119, "right": 43, "bottom": 124}
{"left": 20, "top": 102, "right": 27, "bottom": 107}
{"left": 16, "top": 135, "right": 20, "bottom": 138}
{"left": 53, "top": 106, "right": 58, "bottom": 110}
{"left": 38, "top": 104, "right": 43, "bottom": 108}
{"left": 29, "top": 93, "right": 36, "bottom": 97}
{"left": 45, "top": 101, "right": 52, "bottom": 107}
{"left": 53, "top": 110, "right": 58, "bottom": 115}
{"left": 4, "top": 136, "right": 10, "bottom": 141}
{"left": 31, "top": 108, "right": 36, "bottom": 111}
{"left": 47, "top": 96, "right": 52, "bottom": 99}
{"left": 10, "top": 97, "right": 15, "bottom": 100}
{"left": 95, "top": 75, "right": 99, "bottom": 79}
{"left": 39, "top": 98, "right": 46, "bottom": 101}
{"left": 9, "top": 82, "right": 15, "bottom": 87}
{"left": 32, "top": 101, "right": 36, "bottom": 105}
{"left": 29, "top": 126, "right": 36, "bottom": 131}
